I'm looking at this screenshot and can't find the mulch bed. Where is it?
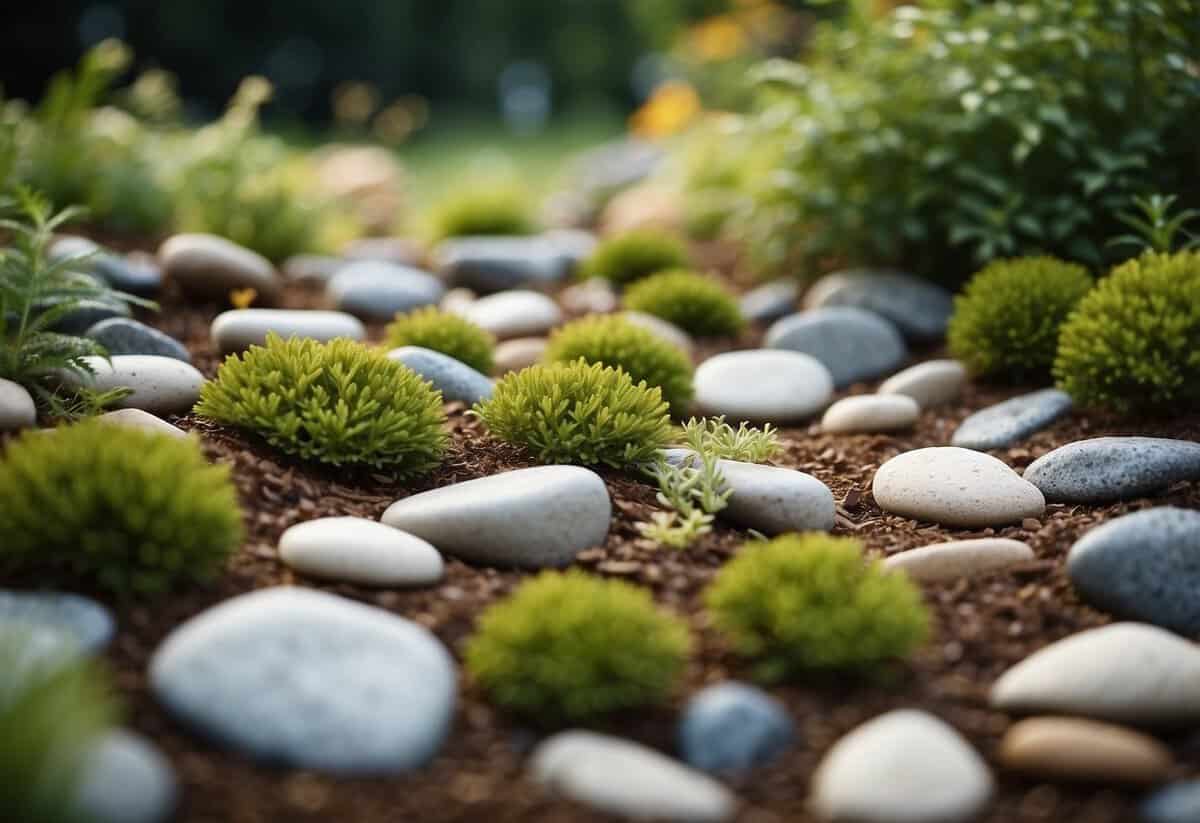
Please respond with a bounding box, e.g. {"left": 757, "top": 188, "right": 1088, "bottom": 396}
{"left": 38, "top": 258, "right": 1200, "bottom": 822}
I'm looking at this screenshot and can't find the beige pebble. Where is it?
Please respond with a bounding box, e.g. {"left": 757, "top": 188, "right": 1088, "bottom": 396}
{"left": 999, "top": 717, "right": 1172, "bottom": 784}
{"left": 878, "top": 359, "right": 967, "bottom": 409}
{"left": 493, "top": 337, "right": 548, "bottom": 375}
{"left": 821, "top": 394, "right": 919, "bottom": 434}
{"left": 96, "top": 408, "right": 188, "bottom": 439}
{"left": 885, "top": 538, "right": 1034, "bottom": 583}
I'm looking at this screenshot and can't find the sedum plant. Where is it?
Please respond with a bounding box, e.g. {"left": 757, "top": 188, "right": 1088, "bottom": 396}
{"left": 544, "top": 314, "right": 694, "bottom": 414}
{"left": 428, "top": 186, "right": 535, "bottom": 241}
{"left": 677, "top": 414, "right": 780, "bottom": 464}
{"left": 947, "top": 257, "right": 1094, "bottom": 382}
{"left": 580, "top": 230, "right": 690, "bottom": 286}
{"left": 474, "top": 360, "right": 673, "bottom": 468}
{"left": 1054, "top": 249, "right": 1200, "bottom": 415}
{"left": 465, "top": 570, "right": 691, "bottom": 722}
{"left": 196, "top": 333, "right": 448, "bottom": 471}
{"left": 706, "top": 534, "right": 929, "bottom": 682}
{"left": 384, "top": 306, "right": 496, "bottom": 374}
{"left": 0, "top": 421, "right": 242, "bottom": 594}
{"left": 623, "top": 269, "right": 745, "bottom": 337}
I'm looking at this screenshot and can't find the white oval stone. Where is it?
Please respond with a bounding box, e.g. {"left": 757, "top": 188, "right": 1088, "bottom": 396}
{"left": 878, "top": 359, "right": 967, "bottom": 409}
{"left": 991, "top": 623, "right": 1200, "bottom": 726}
{"left": 96, "top": 409, "right": 188, "bottom": 439}
{"left": 531, "top": 731, "right": 737, "bottom": 823}
{"left": 211, "top": 309, "right": 365, "bottom": 353}
{"left": 0, "top": 377, "right": 37, "bottom": 430}
{"left": 621, "top": 311, "right": 694, "bottom": 355}
{"left": 885, "top": 538, "right": 1034, "bottom": 583}
{"left": 719, "top": 460, "right": 835, "bottom": 535}
{"left": 381, "top": 466, "right": 610, "bottom": 568}
{"left": 872, "top": 447, "right": 1045, "bottom": 528}
{"left": 72, "top": 355, "right": 205, "bottom": 415}
{"left": 493, "top": 337, "right": 548, "bottom": 375}
{"left": 822, "top": 394, "right": 919, "bottom": 434}
{"left": 810, "top": 709, "right": 993, "bottom": 823}
{"left": 279, "top": 517, "right": 444, "bottom": 587}
{"left": 454, "top": 290, "right": 563, "bottom": 339}
{"left": 693, "top": 349, "right": 833, "bottom": 424}
{"left": 159, "top": 233, "right": 279, "bottom": 303}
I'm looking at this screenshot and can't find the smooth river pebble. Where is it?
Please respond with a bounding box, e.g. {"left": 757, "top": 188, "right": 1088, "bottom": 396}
{"left": 999, "top": 716, "right": 1172, "bottom": 784}
{"left": 885, "top": 538, "right": 1034, "bottom": 584}
{"left": 951, "top": 389, "right": 1072, "bottom": 451}
{"left": 822, "top": 394, "right": 919, "bottom": 434}
{"left": 71, "top": 355, "right": 205, "bottom": 415}
{"left": 878, "top": 360, "right": 967, "bottom": 409}
{"left": 693, "top": 349, "right": 833, "bottom": 424}
{"left": 211, "top": 308, "right": 366, "bottom": 353}
{"left": 279, "top": 517, "right": 444, "bottom": 587}
{"left": 766, "top": 307, "right": 907, "bottom": 387}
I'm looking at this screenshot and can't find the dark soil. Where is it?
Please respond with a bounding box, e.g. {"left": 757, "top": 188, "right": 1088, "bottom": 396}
{"left": 40, "top": 269, "right": 1200, "bottom": 822}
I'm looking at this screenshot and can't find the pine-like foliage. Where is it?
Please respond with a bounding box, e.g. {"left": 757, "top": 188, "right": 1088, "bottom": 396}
{"left": 385, "top": 306, "right": 496, "bottom": 374}
{"left": 623, "top": 269, "right": 745, "bottom": 337}
{"left": 196, "top": 333, "right": 449, "bottom": 471}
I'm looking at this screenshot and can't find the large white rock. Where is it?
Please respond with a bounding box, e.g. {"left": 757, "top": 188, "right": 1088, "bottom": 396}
{"left": 719, "top": 460, "right": 835, "bottom": 535}
{"left": 693, "top": 349, "right": 833, "bottom": 424}
{"left": 531, "top": 731, "right": 737, "bottom": 823}
{"left": 0, "top": 377, "right": 37, "bottom": 430}
{"left": 821, "top": 394, "right": 919, "bottom": 434}
{"left": 872, "top": 447, "right": 1045, "bottom": 528}
{"left": 990, "top": 623, "right": 1200, "bottom": 726}
{"left": 878, "top": 360, "right": 967, "bottom": 409}
{"left": 70, "top": 355, "right": 205, "bottom": 415}
{"left": 159, "top": 233, "right": 279, "bottom": 303}
{"left": 810, "top": 709, "right": 993, "bottom": 823}
{"left": 454, "top": 290, "right": 563, "bottom": 339}
{"left": 885, "top": 538, "right": 1034, "bottom": 584}
{"left": 279, "top": 517, "right": 444, "bottom": 587}
{"left": 211, "top": 309, "right": 365, "bottom": 353}
{"left": 96, "top": 409, "right": 188, "bottom": 439}
{"left": 381, "top": 466, "right": 610, "bottom": 568}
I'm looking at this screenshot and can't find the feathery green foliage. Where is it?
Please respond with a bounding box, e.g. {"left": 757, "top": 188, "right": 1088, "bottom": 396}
{"left": 947, "top": 257, "right": 1094, "bottom": 381}
{"left": 678, "top": 415, "right": 780, "bottom": 463}
{"left": 0, "top": 420, "right": 242, "bottom": 594}
{"left": 1054, "top": 250, "right": 1200, "bottom": 414}
{"left": 428, "top": 187, "right": 535, "bottom": 242}
{"left": 623, "top": 269, "right": 745, "bottom": 337}
{"left": 0, "top": 630, "right": 118, "bottom": 823}
{"left": 196, "top": 333, "right": 448, "bottom": 471}
{"left": 580, "top": 230, "right": 690, "bottom": 286}
{"left": 544, "top": 314, "right": 694, "bottom": 414}
{"left": 475, "top": 360, "right": 673, "bottom": 468}
{"left": 465, "top": 570, "right": 691, "bottom": 722}
{"left": 706, "top": 534, "right": 930, "bottom": 682}
{"left": 384, "top": 306, "right": 496, "bottom": 374}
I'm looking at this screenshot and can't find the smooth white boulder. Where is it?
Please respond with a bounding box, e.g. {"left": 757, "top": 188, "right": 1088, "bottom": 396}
{"left": 454, "top": 290, "right": 562, "bottom": 339}
{"left": 70, "top": 356, "right": 204, "bottom": 415}
{"left": 279, "top": 517, "right": 444, "bottom": 586}
{"left": 878, "top": 360, "right": 967, "bottom": 409}
{"left": 821, "top": 394, "right": 919, "bottom": 434}
{"left": 96, "top": 409, "right": 188, "bottom": 438}
{"left": 885, "top": 538, "right": 1034, "bottom": 583}
{"left": 693, "top": 349, "right": 833, "bottom": 424}
{"left": 0, "top": 377, "right": 37, "bottom": 430}
{"left": 211, "top": 309, "right": 365, "bottom": 353}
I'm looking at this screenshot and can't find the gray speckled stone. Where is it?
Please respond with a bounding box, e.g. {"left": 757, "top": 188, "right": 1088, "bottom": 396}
{"left": 327, "top": 261, "right": 445, "bottom": 320}
{"left": 0, "top": 590, "right": 114, "bottom": 654}
{"left": 739, "top": 280, "right": 798, "bottom": 323}
{"left": 75, "top": 730, "right": 176, "bottom": 823}
{"left": 1025, "top": 437, "right": 1200, "bottom": 503}
{"left": 435, "top": 236, "right": 572, "bottom": 293}
{"left": 951, "top": 389, "right": 1073, "bottom": 450}
{"left": 678, "top": 682, "right": 794, "bottom": 773}
{"left": 150, "top": 587, "right": 456, "bottom": 773}
{"left": 386, "top": 346, "right": 493, "bottom": 405}
{"left": 86, "top": 318, "right": 191, "bottom": 362}
{"left": 765, "top": 307, "right": 906, "bottom": 387}
{"left": 1143, "top": 781, "right": 1200, "bottom": 823}
{"left": 804, "top": 269, "right": 954, "bottom": 341}
{"left": 1068, "top": 507, "right": 1200, "bottom": 633}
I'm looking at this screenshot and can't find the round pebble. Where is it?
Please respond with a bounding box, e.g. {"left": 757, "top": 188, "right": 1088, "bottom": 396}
{"left": 435, "top": 236, "right": 571, "bottom": 292}
{"left": 71, "top": 355, "right": 205, "bottom": 415}
{"left": 885, "top": 538, "right": 1034, "bottom": 584}
{"left": 74, "top": 730, "right": 176, "bottom": 823}
{"left": 455, "top": 290, "right": 563, "bottom": 339}
{"left": 951, "top": 389, "right": 1073, "bottom": 451}
{"left": 693, "top": 349, "right": 833, "bottom": 424}
{"left": 159, "top": 233, "right": 280, "bottom": 303}
{"left": 878, "top": 359, "right": 967, "bottom": 409}
{"left": 765, "top": 307, "right": 907, "bottom": 387}
{"left": 86, "top": 317, "right": 192, "bottom": 362}
{"left": 560, "top": 278, "right": 619, "bottom": 315}
{"left": 96, "top": 408, "right": 188, "bottom": 439}
{"left": 804, "top": 269, "right": 954, "bottom": 341}
{"left": 1024, "top": 436, "right": 1200, "bottom": 503}
{"left": 211, "top": 308, "right": 366, "bottom": 353}
{"left": 718, "top": 460, "right": 836, "bottom": 535}
{"left": 279, "top": 516, "right": 443, "bottom": 587}
{"left": 493, "top": 337, "right": 548, "bottom": 375}
{"left": 0, "top": 589, "right": 114, "bottom": 654}
{"left": 0, "top": 377, "right": 36, "bottom": 431}
{"left": 821, "top": 394, "right": 919, "bottom": 434}
{"left": 282, "top": 254, "right": 342, "bottom": 285}
{"left": 387, "top": 346, "right": 494, "bottom": 405}
{"left": 678, "top": 682, "right": 795, "bottom": 773}
{"left": 49, "top": 297, "right": 131, "bottom": 335}
{"left": 999, "top": 716, "right": 1172, "bottom": 784}
{"left": 327, "top": 261, "right": 445, "bottom": 321}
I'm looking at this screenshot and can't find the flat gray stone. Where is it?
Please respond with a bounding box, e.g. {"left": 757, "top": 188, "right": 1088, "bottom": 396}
{"left": 48, "top": 297, "right": 131, "bottom": 335}
{"left": 951, "top": 389, "right": 1072, "bottom": 450}
{"left": 50, "top": 236, "right": 161, "bottom": 295}
{"left": 804, "top": 269, "right": 954, "bottom": 341}
{"left": 765, "top": 307, "right": 906, "bottom": 387}
{"left": 693, "top": 349, "right": 832, "bottom": 424}
{"left": 718, "top": 460, "right": 835, "bottom": 535}
{"left": 150, "top": 587, "right": 456, "bottom": 773}
{"left": 327, "top": 261, "right": 445, "bottom": 320}
{"left": 0, "top": 589, "right": 114, "bottom": 654}
{"left": 435, "top": 236, "right": 572, "bottom": 293}
{"left": 1068, "top": 507, "right": 1200, "bottom": 634}
{"left": 86, "top": 318, "right": 191, "bottom": 362}
{"left": 74, "top": 730, "right": 176, "bottom": 823}
{"left": 386, "top": 346, "right": 494, "bottom": 405}
{"left": 282, "top": 254, "right": 343, "bottom": 284}
{"left": 1143, "top": 781, "right": 1200, "bottom": 823}
{"left": 678, "top": 682, "right": 794, "bottom": 773}
{"left": 159, "top": 233, "right": 280, "bottom": 304}
{"left": 739, "top": 280, "right": 798, "bottom": 323}
{"left": 0, "top": 377, "right": 36, "bottom": 430}
{"left": 210, "top": 308, "right": 365, "bottom": 353}
{"left": 1025, "top": 437, "right": 1200, "bottom": 503}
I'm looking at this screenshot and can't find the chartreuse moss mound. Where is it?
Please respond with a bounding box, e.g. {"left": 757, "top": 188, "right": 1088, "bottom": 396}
{"left": 623, "top": 269, "right": 745, "bottom": 338}
{"left": 385, "top": 306, "right": 496, "bottom": 374}
{"left": 580, "top": 230, "right": 690, "bottom": 286}
{"left": 428, "top": 187, "right": 536, "bottom": 241}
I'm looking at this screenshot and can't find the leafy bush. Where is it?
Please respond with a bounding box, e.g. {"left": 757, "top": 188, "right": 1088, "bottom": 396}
{"left": 706, "top": 534, "right": 929, "bottom": 681}
{"left": 0, "top": 420, "right": 241, "bottom": 594}
{"left": 385, "top": 306, "right": 496, "bottom": 374}
{"left": 544, "top": 314, "right": 694, "bottom": 413}
{"left": 0, "top": 630, "right": 117, "bottom": 823}
{"left": 738, "top": 1, "right": 1200, "bottom": 282}
{"left": 465, "top": 570, "right": 690, "bottom": 721}
{"left": 623, "top": 269, "right": 745, "bottom": 337}
{"left": 580, "top": 230, "right": 690, "bottom": 286}
{"left": 1054, "top": 250, "right": 1200, "bottom": 414}
{"left": 196, "top": 333, "right": 448, "bottom": 471}
{"left": 475, "top": 360, "right": 673, "bottom": 468}
{"left": 428, "top": 187, "right": 535, "bottom": 241}
{"left": 947, "top": 257, "right": 1094, "bottom": 381}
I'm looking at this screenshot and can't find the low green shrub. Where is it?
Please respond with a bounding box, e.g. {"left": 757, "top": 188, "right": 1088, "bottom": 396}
{"left": 384, "top": 306, "right": 496, "bottom": 374}
{"left": 1054, "top": 249, "right": 1200, "bottom": 414}
{"left": 706, "top": 534, "right": 929, "bottom": 681}
{"left": 580, "top": 230, "right": 690, "bottom": 286}
{"left": 428, "top": 187, "right": 535, "bottom": 241}
{"left": 0, "top": 421, "right": 241, "bottom": 594}
{"left": 475, "top": 360, "right": 673, "bottom": 468}
{"left": 544, "top": 314, "right": 694, "bottom": 414}
{"left": 947, "top": 257, "right": 1094, "bottom": 381}
{"left": 465, "top": 570, "right": 690, "bottom": 722}
{"left": 195, "top": 333, "right": 448, "bottom": 471}
{"left": 623, "top": 269, "right": 745, "bottom": 337}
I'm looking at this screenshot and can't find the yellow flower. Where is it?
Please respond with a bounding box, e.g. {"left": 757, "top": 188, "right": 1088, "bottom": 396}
{"left": 629, "top": 82, "right": 701, "bottom": 139}
{"left": 229, "top": 288, "right": 257, "bottom": 309}
{"left": 688, "top": 15, "right": 746, "bottom": 61}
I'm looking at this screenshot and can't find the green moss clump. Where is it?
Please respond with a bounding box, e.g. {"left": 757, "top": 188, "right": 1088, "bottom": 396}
{"left": 429, "top": 188, "right": 536, "bottom": 241}
{"left": 475, "top": 360, "right": 673, "bottom": 468}
{"left": 195, "top": 333, "right": 448, "bottom": 472}
{"left": 465, "top": 570, "right": 691, "bottom": 722}
{"left": 385, "top": 306, "right": 496, "bottom": 374}
{"left": 705, "top": 534, "right": 929, "bottom": 682}
{"left": 947, "top": 257, "right": 1094, "bottom": 381}
{"left": 0, "top": 420, "right": 241, "bottom": 594}
{"left": 544, "top": 315, "right": 694, "bottom": 415}
{"left": 623, "top": 269, "right": 745, "bottom": 337}
{"left": 1054, "top": 250, "right": 1200, "bottom": 414}
{"left": 580, "top": 230, "right": 690, "bottom": 286}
